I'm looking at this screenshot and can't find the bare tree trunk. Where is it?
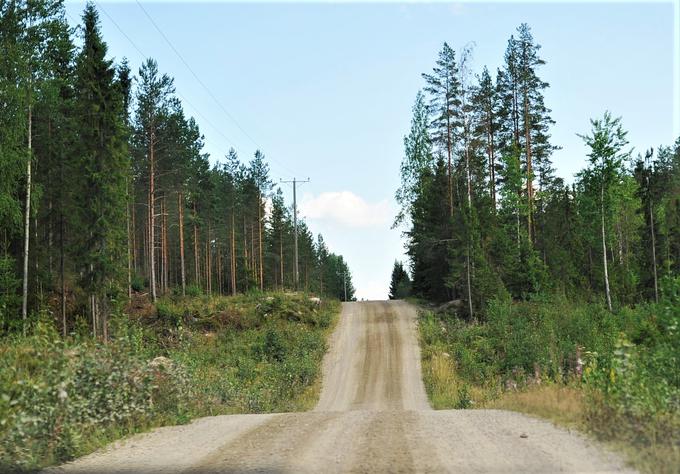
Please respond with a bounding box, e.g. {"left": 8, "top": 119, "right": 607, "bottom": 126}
{"left": 127, "top": 177, "right": 132, "bottom": 299}
{"left": 193, "top": 202, "right": 200, "bottom": 288}
{"left": 178, "top": 192, "right": 186, "bottom": 296}
{"left": 466, "top": 249, "right": 473, "bottom": 319}
{"left": 446, "top": 112, "right": 453, "bottom": 217}
{"left": 206, "top": 225, "right": 211, "bottom": 295}
{"left": 487, "top": 116, "right": 497, "bottom": 209}
{"left": 231, "top": 211, "right": 236, "bottom": 295}
{"left": 132, "top": 199, "right": 137, "bottom": 273}
{"left": 162, "top": 196, "right": 169, "bottom": 294}
{"left": 216, "top": 243, "right": 222, "bottom": 295}
{"left": 649, "top": 197, "right": 659, "bottom": 302}
{"left": 250, "top": 225, "right": 255, "bottom": 281}
{"left": 258, "top": 194, "right": 264, "bottom": 291}
{"left": 60, "top": 208, "right": 66, "bottom": 337}
{"left": 601, "top": 185, "right": 612, "bottom": 311}
{"left": 149, "top": 133, "right": 157, "bottom": 302}
{"left": 280, "top": 227, "right": 284, "bottom": 290}
{"left": 524, "top": 92, "right": 533, "bottom": 244}
{"left": 22, "top": 101, "right": 32, "bottom": 327}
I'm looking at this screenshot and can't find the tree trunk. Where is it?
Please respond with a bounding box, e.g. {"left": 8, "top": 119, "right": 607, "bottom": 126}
{"left": 258, "top": 194, "right": 264, "bottom": 291}
{"left": 524, "top": 91, "right": 533, "bottom": 244}
{"left": 149, "top": 132, "right": 157, "bottom": 302}
{"left": 231, "top": 211, "right": 236, "bottom": 295}
{"left": 601, "top": 185, "right": 612, "bottom": 311}
{"left": 466, "top": 249, "right": 473, "bottom": 319}
{"left": 649, "top": 197, "right": 659, "bottom": 302}
{"left": 243, "top": 217, "right": 249, "bottom": 278}
{"left": 487, "top": 113, "right": 497, "bottom": 209}
{"left": 206, "top": 225, "right": 211, "bottom": 295}
{"left": 251, "top": 224, "right": 255, "bottom": 281}
{"left": 60, "top": 205, "right": 66, "bottom": 337}
{"left": 279, "top": 227, "right": 284, "bottom": 290}
{"left": 162, "top": 196, "right": 169, "bottom": 294}
{"left": 446, "top": 109, "right": 453, "bottom": 217}
{"left": 193, "top": 202, "right": 200, "bottom": 288}
{"left": 178, "top": 192, "right": 186, "bottom": 296}
{"left": 127, "top": 177, "right": 132, "bottom": 299}
{"left": 216, "top": 243, "right": 222, "bottom": 294}
{"left": 21, "top": 102, "right": 32, "bottom": 327}
{"left": 132, "top": 198, "right": 137, "bottom": 273}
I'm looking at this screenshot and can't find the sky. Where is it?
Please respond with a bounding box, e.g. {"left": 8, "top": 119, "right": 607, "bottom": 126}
{"left": 64, "top": 0, "right": 678, "bottom": 300}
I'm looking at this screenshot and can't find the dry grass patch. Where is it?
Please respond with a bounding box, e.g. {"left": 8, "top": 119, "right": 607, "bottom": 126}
{"left": 485, "top": 384, "right": 585, "bottom": 429}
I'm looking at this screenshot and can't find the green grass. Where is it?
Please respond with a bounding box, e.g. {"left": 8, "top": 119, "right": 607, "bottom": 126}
{"left": 418, "top": 287, "right": 680, "bottom": 474}
{"left": 0, "top": 292, "right": 339, "bottom": 472}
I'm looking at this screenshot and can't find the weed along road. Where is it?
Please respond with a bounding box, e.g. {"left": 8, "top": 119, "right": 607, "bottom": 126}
{"left": 50, "top": 301, "right": 633, "bottom": 473}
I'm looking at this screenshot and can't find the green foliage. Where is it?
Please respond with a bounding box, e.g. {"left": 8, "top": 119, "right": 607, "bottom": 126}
{"left": 0, "top": 255, "right": 20, "bottom": 333}
{"left": 130, "top": 274, "right": 145, "bottom": 293}
{"left": 0, "top": 293, "right": 339, "bottom": 470}
{"left": 0, "top": 317, "right": 190, "bottom": 470}
{"left": 419, "top": 287, "right": 680, "bottom": 471}
{"left": 583, "top": 277, "right": 680, "bottom": 428}
{"left": 388, "top": 260, "right": 411, "bottom": 299}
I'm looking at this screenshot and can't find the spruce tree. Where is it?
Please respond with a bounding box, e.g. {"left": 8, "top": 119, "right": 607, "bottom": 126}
{"left": 388, "top": 261, "right": 411, "bottom": 300}
{"left": 73, "top": 2, "right": 128, "bottom": 337}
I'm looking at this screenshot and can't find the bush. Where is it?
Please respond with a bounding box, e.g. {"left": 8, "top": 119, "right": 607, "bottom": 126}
{"left": 0, "top": 320, "right": 191, "bottom": 470}
{"left": 130, "top": 274, "right": 145, "bottom": 293}
{"left": 418, "top": 287, "right": 680, "bottom": 473}
{"left": 0, "top": 292, "right": 340, "bottom": 471}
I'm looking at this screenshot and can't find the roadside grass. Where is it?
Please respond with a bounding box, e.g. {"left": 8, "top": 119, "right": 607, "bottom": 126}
{"left": 485, "top": 384, "right": 584, "bottom": 429}
{"left": 418, "top": 290, "right": 680, "bottom": 474}
{"left": 0, "top": 292, "right": 339, "bottom": 472}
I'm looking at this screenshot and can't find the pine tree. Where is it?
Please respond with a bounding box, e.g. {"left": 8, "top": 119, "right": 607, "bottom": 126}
{"left": 473, "top": 67, "right": 500, "bottom": 209}
{"left": 422, "top": 43, "right": 461, "bottom": 216}
{"left": 133, "top": 58, "right": 174, "bottom": 302}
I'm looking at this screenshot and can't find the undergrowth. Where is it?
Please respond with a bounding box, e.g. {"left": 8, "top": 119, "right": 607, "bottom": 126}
{"left": 0, "top": 292, "right": 338, "bottom": 471}
{"left": 419, "top": 278, "right": 680, "bottom": 474}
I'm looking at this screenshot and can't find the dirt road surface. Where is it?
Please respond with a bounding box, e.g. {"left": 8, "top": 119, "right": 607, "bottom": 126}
{"left": 49, "top": 300, "right": 634, "bottom": 473}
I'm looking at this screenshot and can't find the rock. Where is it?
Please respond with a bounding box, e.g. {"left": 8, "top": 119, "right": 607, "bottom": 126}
{"left": 436, "top": 299, "right": 464, "bottom": 313}
{"left": 520, "top": 433, "right": 528, "bottom": 439}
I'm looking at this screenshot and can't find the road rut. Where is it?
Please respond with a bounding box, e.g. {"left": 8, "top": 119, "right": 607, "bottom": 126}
{"left": 49, "top": 300, "right": 634, "bottom": 473}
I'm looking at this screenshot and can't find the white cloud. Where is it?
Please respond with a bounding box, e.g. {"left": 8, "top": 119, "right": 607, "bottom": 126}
{"left": 300, "top": 191, "right": 392, "bottom": 229}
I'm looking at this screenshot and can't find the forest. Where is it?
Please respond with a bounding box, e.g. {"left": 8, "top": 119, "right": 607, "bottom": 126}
{"left": 395, "top": 24, "right": 680, "bottom": 313}
{"left": 0, "top": 0, "right": 355, "bottom": 338}
{"left": 395, "top": 23, "right": 680, "bottom": 472}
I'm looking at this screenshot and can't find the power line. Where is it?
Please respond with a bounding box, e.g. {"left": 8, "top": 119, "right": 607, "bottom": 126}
{"left": 91, "top": 1, "right": 295, "bottom": 178}
{"left": 133, "top": 0, "right": 301, "bottom": 178}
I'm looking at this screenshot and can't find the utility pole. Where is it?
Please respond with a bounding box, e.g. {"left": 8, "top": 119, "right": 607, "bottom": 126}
{"left": 281, "top": 177, "right": 309, "bottom": 291}
{"left": 343, "top": 271, "right": 347, "bottom": 302}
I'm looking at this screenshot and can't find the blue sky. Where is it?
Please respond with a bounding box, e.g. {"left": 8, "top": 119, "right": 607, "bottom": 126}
{"left": 65, "top": 1, "right": 678, "bottom": 300}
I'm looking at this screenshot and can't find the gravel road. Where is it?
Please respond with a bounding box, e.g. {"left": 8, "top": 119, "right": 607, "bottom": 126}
{"left": 48, "top": 300, "right": 634, "bottom": 473}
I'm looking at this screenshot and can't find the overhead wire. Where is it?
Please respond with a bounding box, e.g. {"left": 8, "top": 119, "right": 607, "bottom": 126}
{"left": 132, "top": 0, "right": 301, "bottom": 178}
{"left": 91, "top": 0, "right": 296, "bottom": 179}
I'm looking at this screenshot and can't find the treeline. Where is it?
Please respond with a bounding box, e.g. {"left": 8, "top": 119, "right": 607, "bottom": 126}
{"left": 0, "top": 1, "right": 354, "bottom": 336}
{"left": 396, "top": 23, "right": 680, "bottom": 314}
